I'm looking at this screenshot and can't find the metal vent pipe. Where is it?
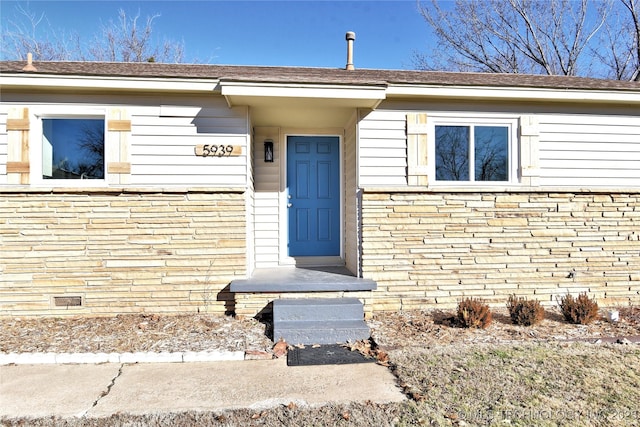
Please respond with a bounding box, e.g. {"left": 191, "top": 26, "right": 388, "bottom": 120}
{"left": 345, "top": 32, "right": 355, "bottom": 70}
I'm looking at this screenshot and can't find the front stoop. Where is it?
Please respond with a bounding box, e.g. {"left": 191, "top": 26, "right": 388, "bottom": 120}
{"left": 272, "top": 298, "right": 370, "bottom": 345}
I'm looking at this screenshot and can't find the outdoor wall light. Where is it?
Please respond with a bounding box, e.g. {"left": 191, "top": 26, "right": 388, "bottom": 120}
{"left": 264, "top": 139, "right": 274, "bottom": 162}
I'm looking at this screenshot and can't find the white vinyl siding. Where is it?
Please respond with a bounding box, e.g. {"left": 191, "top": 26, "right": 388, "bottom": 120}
{"left": 252, "top": 127, "right": 281, "bottom": 268}
{"left": 0, "top": 94, "right": 250, "bottom": 188}
{"left": 130, "top": 98, "right": 249, "bottom": 186}
{"left": 358, "top": 105, "right": 640, "bottom": 190}
{"left": 0, "top": 109, "right": 7, "bottom": 182}
{"left": 538, "top": 114, "right": 640, "bottom": 187}
{"left": 254, "top": 193, "right": 280, "bottom": 267}
{"left": 357, "top": 110, "right": 407, "bottom": 186}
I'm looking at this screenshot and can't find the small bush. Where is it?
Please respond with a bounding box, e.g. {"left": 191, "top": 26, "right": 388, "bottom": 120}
{"left": 559, "top": 292, "right": 599, "bottom": 325}
{"left": 506, "top": 295, "right": 545, "bottom": 326}
{"left": 456, "top": 298, "right": 492, "bottom": 329}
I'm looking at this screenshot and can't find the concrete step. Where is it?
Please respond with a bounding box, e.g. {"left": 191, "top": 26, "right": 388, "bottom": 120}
{"left": 272, "top": 298, "right": 364, "bottom": 322}
{"left": 272, "top": 298, "right": 369, "bottom": 345}
{"left": 229, "top": 267, "right": 377, "bottom": 293}
{"left": 273, "top": 320, "right": 370, "bottom": 345}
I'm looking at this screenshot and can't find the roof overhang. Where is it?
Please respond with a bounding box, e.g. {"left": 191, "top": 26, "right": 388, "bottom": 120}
{"left": 4, "top": 72, "right": 636, "bottom": 105}
{"left": 220, "top": 81, "right": 387, "bottom": 109}
{"left": 220, "top": 81, "right": 387, "bottom": 127}
{"left": 0, "top": 73, "right": 220, "bottom": 93}
{"left": 386, "top": 84, "right": 640, "bottom": 104}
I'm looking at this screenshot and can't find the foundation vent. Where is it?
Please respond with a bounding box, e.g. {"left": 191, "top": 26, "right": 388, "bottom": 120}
{"left": 53, "top": 296, "right": 83, "bottom": 308}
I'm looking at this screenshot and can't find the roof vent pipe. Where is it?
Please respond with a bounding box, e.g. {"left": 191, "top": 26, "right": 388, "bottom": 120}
{"left": 345, "top": 32, "right": 355, "bottom": 70}
{"left": 22, "top": 52, "right": 37, "bottom": 72}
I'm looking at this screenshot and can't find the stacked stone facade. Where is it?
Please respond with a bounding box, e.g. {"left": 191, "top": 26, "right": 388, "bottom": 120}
{"left": 3, "top": 188, "right": 639, "bottom": 318}
{"left": 0, "top": 189, "right": 246, "bottom": 316}
{"left": 362, "top": 190, "right": 640, "bottom": 311}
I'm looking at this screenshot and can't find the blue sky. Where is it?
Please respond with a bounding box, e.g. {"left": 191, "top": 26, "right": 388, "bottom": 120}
{"left": 0, "top": 0, "right": 434, "bottom": 69}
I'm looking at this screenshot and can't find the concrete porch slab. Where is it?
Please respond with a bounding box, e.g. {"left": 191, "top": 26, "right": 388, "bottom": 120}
{"left": 230, "top": 267, "right": 377, "bottom": 293}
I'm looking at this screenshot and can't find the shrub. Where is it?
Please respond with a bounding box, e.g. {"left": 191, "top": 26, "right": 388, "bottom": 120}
{"left": 559, "top": 292, "right": 599, "bottom": 325}
{"left": 456, "top": 298, "right": 492, "bottom": 329}
{"left": 506, "top": 295, "right": 545, "bottom": 326}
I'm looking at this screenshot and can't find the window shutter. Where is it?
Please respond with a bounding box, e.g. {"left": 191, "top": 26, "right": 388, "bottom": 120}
{"left": 406, "top": 113, "right": 429, "bottom": 186}
{"left": 106, "top": 108, "right": 131, "bottom": 185}
{"left": 519, "top": 115, "right": 540, "bottom": 186}
{"left": 6, "top": 108, "right": 30, "bottom": 184}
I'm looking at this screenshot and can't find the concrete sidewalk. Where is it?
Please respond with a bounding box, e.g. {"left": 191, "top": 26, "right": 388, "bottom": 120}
{"left": 0, "top": 358, "right": 405, "bottom": 419}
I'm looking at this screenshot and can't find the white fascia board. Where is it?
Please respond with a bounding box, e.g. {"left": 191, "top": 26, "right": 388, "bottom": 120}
{"left": 221, "top": 81, "right": 387, "bottom": 102}
{"left": 387, "top": 84, "right": 640, "bottom": 104}
{"left": 0, "top": 74, "right": 220, "bottom": 93}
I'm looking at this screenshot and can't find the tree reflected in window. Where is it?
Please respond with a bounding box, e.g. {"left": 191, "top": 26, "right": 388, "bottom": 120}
{"left": 42, "top": 119, "right": 104, "bottom": 179}
{"left": 475, "top": 126, "right": 508, "bottom": 181}
{"left": 435, "top": 124, "right": 509, "bottom": 182}
{"left": 435, "top": 126, "right": 469, "bottom": 180}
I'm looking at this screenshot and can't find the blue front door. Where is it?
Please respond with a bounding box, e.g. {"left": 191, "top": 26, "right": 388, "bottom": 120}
{"left": 287, "top": 136, "right": 340, "bottom": 256}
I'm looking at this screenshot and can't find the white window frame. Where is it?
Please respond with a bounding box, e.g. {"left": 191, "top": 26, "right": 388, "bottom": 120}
{"left": 428, "top": 114, "right": 519, "bottom": 186}
{"left": 30, "top": 106, "right": 109, "bottom": 187}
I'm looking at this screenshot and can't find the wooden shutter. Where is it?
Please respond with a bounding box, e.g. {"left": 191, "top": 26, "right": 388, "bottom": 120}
{"left": 106, "top": 108, "right": 132, "bottom": 184}
{"left": 406, "top": 113, "right": 429, "bottom": 186}
{"left": 519, "top": 115, "right": 540, "bottom": 187}
{"left": 6, "top": 108, "right": 30, "bottom": 184}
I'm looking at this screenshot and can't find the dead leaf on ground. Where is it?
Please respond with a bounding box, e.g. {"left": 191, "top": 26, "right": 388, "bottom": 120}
{"left": 376, "top": 350, "right": 390, "bottom": 366}
{"left": 445, "top": 412, "right": 459, "bottom": 420}
{"left": 344, "top": 340, "right": 373, "bottom": 357}
{"left": 411, "top": 391, "right": 426, "bottom": 402}
{"left": 273, "top": 338, "right": 288, "bottom": 358}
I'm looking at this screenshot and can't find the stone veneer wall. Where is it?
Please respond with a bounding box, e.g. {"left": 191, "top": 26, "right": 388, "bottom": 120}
{"left": 362, "top": 191, "right": 640, "bottom": 311}
{"left": 0, "top": 189, "right": 246, "bottom": 317}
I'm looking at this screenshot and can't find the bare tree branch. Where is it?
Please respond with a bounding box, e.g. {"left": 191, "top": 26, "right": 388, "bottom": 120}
{"left": 1, "top": 5, "right": 186, "bottom": 63}
{"left": 621, "top": 0, "right": 640, "bottom": 79}
{"left": 89, "top": 9, "right": 184, "bottom": 63}
{"left": 0, "top": 4, "right": 78, "bottom": 60}
{"left": 415, "top": 0, "right": 633, "bottom": 79}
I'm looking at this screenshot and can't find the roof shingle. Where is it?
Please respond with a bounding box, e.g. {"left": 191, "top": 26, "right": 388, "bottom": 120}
{"left": 1, "top": 60, "right": 639, "bottom": 92}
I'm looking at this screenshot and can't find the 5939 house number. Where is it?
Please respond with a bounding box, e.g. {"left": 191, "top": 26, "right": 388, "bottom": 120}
{"left": 195, "top": 144, "right": 242, "bottom": 157}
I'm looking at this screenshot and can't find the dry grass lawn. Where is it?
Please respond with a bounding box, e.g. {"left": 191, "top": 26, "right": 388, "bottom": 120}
{"left": 390, "top": 342, "right": 640, "bottom": 426}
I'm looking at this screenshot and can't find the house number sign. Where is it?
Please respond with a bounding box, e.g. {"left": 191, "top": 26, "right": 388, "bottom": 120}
{"left": 195, "top": 144, "right": 242, "bottom": 157}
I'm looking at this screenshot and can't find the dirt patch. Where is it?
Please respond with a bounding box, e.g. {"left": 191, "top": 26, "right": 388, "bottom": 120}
{"left": 369, "top": 306, "right": 640, "bottom": 349}
{"left": 1, "top": 307, "right": 638, "bottom": 355}
{"left": 0, "top": 313, "right": 272, "bottom": 354}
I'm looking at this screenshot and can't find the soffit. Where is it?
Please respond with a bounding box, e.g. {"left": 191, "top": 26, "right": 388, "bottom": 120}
{"left": 220, "top": 81, "right": 386, "bottom": 127}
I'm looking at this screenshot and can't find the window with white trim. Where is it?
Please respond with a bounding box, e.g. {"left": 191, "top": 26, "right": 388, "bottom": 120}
{"left": 42, "top": 118, "right": 105, "bottom": 180}
{"left": 431, "top": 117, "right": 517, "bottom": 183}
{"left": 31, "top": 107, "right": 108, "bottom": 186}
